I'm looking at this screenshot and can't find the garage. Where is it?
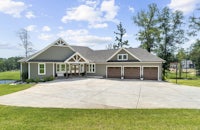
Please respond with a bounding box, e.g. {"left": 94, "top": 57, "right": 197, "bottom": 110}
{"left": 143, "top": 67, "right": 158, "bottom": 80}
{"left": 124, "top": 67, "right": 140, "bottom": 79}
{"left": 107, "top": 67, "right": 121, "bottom": 78}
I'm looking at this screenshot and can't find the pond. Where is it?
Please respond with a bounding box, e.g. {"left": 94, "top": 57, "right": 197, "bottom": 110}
{"left": 0, "top": 80, "right": 16, "bottom": 84}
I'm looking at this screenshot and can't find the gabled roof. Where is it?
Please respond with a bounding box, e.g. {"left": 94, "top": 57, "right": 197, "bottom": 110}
{"left": 19, "top": 38, "right": 164, "bottom": 63}
{"left": 106, "top": 48, "right": 141, "bottom": 62}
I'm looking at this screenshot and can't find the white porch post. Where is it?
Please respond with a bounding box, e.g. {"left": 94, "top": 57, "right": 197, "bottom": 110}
{"left": 28, "top": 62, "right": 30, "bottom": 79}
{"left": 20, "top": 62, "right": 22, "bottom": 80}
{"left": 53, "top": 63, "right": 55, "bottom": 77}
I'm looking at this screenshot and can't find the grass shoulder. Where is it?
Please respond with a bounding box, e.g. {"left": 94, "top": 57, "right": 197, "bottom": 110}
{"left": 0, "top": 84, "right": 34, "bottom": 96}
{"left": 0, "top": 106, "right": 200, "bottom": 129}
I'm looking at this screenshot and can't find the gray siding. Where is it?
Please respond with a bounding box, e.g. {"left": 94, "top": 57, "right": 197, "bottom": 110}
{"left": 87, "top": 64, "right": 106, "bottom": 77}
{"left": 33, "top": 46, "right": 74, "bottom": 61}
{"left": 30, "top": 63, "right": 53, "bottom": 79}
{"left": 109, "top": 49, "right": 139, "bottom": 61}
{"left": 22, "top": 63, "right": 28, "bottom": 73}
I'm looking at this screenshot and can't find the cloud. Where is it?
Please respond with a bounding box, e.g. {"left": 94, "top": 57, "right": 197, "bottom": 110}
{"left": 128, "top": 6, "right": 134, "bottom": 13}
{"left": 168, "top": 0, "right": 200, "bottom": 14}
{"left": 38, "top": 33, "right": 53, "bottom": 41}
{"left": 58, "top": 26, "right": 63, "bottom": 30}
{"left": 57, "top": 29, "right": 112, "bottom": 46}
{"left": 0, "top": 43, "right": 18, "bottom": 50}
{"left": 42, "top": 26, "right": 51, "bottom": 32}
{"left": 26, "top": 25, "right": 36, "bottom": 31}
{"left": 61, "top": 0, "right": 119, "bottom": 28}
{"left": 25, "top": 11, "right": 35, "bottom": 19}
{"left": 0, "top": 0, "right": 27, "bottom": 17}
{"left": 100, "top": 0, "right": 119, "bottom": 22}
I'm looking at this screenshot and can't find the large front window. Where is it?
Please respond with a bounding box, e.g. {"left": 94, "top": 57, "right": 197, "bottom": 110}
{"left": 38, "top": 63, "right": 46, "bottom": 75}
{"left": 87, "top": 63, "right": 95, "bottom": 73}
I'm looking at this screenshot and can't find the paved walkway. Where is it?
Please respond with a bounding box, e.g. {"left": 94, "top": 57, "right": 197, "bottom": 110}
{"left": 0, "top": 78, "right": 200, "bottom": 108}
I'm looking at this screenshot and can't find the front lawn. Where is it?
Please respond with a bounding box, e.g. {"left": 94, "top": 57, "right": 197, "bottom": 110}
{"left": 0, "top": 84, "right": 34, "bottom": 96}
{"left": 0, "top": 106, "right": 200, "bottom": 129}
{"left": 0, "top": 71, "right": 20, "bottom": 80}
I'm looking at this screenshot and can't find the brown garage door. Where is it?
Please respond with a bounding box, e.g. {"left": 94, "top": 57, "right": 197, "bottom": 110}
{"left": 124, "top": 67, "right": 140, "bottom": 79}
{"left": 107, "top": 67, "right": 121, "bottom": 78}
{"left": 143, "top": 67, "right": 158, "bottom": 80}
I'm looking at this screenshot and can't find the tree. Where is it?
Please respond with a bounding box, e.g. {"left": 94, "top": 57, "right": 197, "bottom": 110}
{"left": 18, "top": 29, "right": 34, "bottom": 57}
{"left": 157, "top": 7, "right": 185, "bottom": 77}
{"left": 189, "top": 9, "right": 200, "bottom": 36}
{"left": 176, "top": 48, "right": 186, "bottom": 78}
{"left": 113, "top": 22, "right": 129, "bottom": 49}
{"left": 133, "top": 3, "right": 160, "bottom": 52}
{"left": 190, "top": 40, "right": 200, "bottom": 75}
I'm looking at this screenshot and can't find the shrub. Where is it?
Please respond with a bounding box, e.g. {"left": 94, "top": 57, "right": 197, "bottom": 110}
{"left": 22, "top": 72, "right": 28, "bottom": 82}
{"left": 34, "top": 77, "right": 40, "bottom": 83}
{"left": 26, "top": 79, "right": 32, "bottom": 84}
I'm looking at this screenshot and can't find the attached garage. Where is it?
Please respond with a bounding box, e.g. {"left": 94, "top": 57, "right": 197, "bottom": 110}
{"left": 124, "top": 67, "right": 140, "bottom": 79}
{"left": 143, "top": 67, "right": 158, "bottom": 80}
{"left": 107, "top": 67, "right": 121, "bottom": 78}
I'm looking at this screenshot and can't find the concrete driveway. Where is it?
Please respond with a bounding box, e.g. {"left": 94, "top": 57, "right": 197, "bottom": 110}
{"left": 0, "top": 78, "right": 200, "bottom": 109}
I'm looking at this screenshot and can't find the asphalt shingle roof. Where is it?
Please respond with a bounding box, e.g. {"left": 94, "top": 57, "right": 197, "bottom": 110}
{"left": 19, "top": 45, "right": 164, "bottom": 63}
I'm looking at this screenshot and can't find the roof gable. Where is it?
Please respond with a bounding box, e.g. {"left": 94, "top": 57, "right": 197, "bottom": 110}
{"left": 64, "top": 52, "right": 89, "bottom": 63}
{"left": 26, "top": 38, "right": 75, "bottom": 62}
{"left": 106, "top": 48, "right": 141, "bottom": 62}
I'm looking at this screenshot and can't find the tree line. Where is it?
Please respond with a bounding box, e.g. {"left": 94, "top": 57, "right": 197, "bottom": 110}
{"left": 109, "top": 3, "right": 200, "bottom": 77}
{"left": 0, "top": 57, "right": 22, "bottom": 72}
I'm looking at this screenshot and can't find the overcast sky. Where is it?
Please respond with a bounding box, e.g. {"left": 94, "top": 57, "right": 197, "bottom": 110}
{"left": 0, "top": 0, "right": 199, "bottom": 58}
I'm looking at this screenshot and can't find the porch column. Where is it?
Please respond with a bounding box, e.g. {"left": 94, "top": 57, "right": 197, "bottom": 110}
{"left": 28, "top": 62, "right": 30, "bottom": 79}
{"left": 78, "top": 64, "right": 80, "bottom": 76}
{"left": 53, "top": 63, "right": 55, "bottom": 77}
{"left": 20, "top": 62, "right": 22, "bottom": 80}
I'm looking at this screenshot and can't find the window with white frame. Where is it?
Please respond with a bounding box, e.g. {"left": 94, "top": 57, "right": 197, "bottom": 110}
{"left": 56, "top": 63, "right": 66, "bottom": 73}
{"left": 38, "top": 63, "right": 46, "bottom": 75}
{"left": 80, "top": 64, "right": 84, "bottom": 73}
{"left": 117, "top": 54, "right": 128, "bottom": 61}
{"left": 87, "top": 63, "right": 95, "bottom": 73}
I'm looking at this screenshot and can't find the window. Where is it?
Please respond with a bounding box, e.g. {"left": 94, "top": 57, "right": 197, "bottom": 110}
{"left": 80, "top": 64, "right": 84, "bottom": 73}
{"left": 87, "top": 63, "right": 95, "bottom": 73}
{"left": 117, "top": 54, "right": 128, "bottom": 61}
{"left": 56, "top": 63, "right": 66, "bottom": 72}
{"left": 38, "top": 63, "right": 46, "bottom": 75}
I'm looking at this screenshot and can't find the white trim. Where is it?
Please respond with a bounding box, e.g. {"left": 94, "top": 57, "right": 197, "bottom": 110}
{"left": 27, "top": 38, "right": 75, "bottom": 61}
{"left": 117, "top": 54, "right": 128, "bottom": 61}
{"left": 38, "top": 63, "right": 46, "bottom": 75}
{"left": 20, "top": 63, "right": 22, "bottom": 80}
{"left": 106, "top": 48, "right": 141, "bottom": 61}
{"left": 106, "top": 65, "right": 122, "bottom": 78}
{"left": 93, "top": 62, "right": 163, "bottom": 64}
{"left": 28, "top": 63, "right": 30, "bottom": 79}
{"left": 142, "top": 66, "right": 159, "bottom": 81}
{"left": 64, "top": 52, "right": 89, "bottom": 63}
{"left": 53, "top": 63, "right": 55, "bottom": 77}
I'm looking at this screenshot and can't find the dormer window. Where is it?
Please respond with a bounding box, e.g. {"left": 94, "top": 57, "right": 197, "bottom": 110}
{"left": 117, "top": 54, "right": 128, "bottom": 61}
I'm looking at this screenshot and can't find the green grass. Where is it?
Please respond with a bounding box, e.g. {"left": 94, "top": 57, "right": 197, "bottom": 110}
{"left": 0, "top": 84, "right": 34, "bottom": 96}
{"left": 0, "top": 106, "right": 199, "bottom": 130}
{"left": 0, "top": 71, "right": 20, "bottom": 80}
{"left": 166, "top": 70, "right": 200, "bottom": 87}
{"left": 167, "top": 79, "right": 200, "bottom": 87}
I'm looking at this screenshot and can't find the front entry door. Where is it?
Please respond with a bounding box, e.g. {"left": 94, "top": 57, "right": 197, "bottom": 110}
{"left": 56, "top": 63, "right": 66, "bottom": 76}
